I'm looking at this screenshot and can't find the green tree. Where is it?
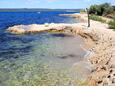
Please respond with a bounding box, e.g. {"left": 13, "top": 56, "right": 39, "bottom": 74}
{"left": 89, "top": 3, "right": 113, "bottom": 16}
{"left": 89, "top": 5, "right": 98, "bottom": 14}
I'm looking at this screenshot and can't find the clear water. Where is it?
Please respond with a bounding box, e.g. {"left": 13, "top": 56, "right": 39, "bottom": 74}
{"left": 0, "top": 11, "right": 86, "bottom": 86}
{"left": 0, "top": 11, "right": 78, "bottom": 29}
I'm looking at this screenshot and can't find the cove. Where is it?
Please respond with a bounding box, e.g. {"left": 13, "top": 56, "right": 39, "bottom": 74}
{"left": 0, "top": 32, "right": 87, "bottom": 86}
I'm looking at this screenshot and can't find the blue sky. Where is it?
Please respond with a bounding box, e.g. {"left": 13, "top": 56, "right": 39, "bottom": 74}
{"left": 0, "top": 0, "right": 115, "bottom": 9}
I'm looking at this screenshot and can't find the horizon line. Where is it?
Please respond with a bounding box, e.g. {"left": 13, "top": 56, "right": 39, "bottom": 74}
{"left": 0, "top": 8, "right": 83, "bottom": 10}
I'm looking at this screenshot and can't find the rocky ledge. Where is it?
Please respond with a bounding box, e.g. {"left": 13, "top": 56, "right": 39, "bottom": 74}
{"left": 6, "top": 23, "right": 84, "bottom": 34}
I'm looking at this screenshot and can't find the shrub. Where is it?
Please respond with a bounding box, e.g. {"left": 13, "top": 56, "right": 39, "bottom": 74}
{"left": 89, "top": 3, "right": 113, "bottom": 16}
{"left": 101, "top": 3, "right": 113, "bottom": 16}
{"left": 89, "top": 15, "right": 106, "bottom": 23}
{"left": 108, "top": 18, "right": 115, "bottom": 29}
{"left": 89, "top": 5, "right": 98, "bottom": 15}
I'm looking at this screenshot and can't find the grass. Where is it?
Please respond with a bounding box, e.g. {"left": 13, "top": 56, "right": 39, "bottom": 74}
{"left": 89, "top": 14, "right": 107, "bottom": 23}
{"left": 90, "top": 14, "right": 115, "bottom": 29}
{"left": 108, "top": 18, "right": 115, "bottom": 29}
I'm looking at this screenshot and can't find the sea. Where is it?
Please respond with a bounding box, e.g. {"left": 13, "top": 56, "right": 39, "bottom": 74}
{"left": 0, "top": 11, "right": 86, "bottom": 86}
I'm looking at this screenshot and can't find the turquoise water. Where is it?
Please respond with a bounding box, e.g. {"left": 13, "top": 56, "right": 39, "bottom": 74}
{"left": 0, "top": 32, "right": 86, "bottom": 86}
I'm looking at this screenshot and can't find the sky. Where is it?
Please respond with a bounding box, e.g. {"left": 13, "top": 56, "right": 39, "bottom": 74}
{"left": 0, "top": 0, "right": 115, "bottom": 9}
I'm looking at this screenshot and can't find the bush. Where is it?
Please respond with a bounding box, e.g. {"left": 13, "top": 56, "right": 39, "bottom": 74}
{"left": 89, "top": 3, "right": 113, "bottom": 16}
{"left": 89, "top": 15, "right": 106, "bottom": 23}
{"left": 89, "top": 5, "right": 98, "bottom": 15}
{"left": 108, "top": 18, "right": 115, "bottom": 29}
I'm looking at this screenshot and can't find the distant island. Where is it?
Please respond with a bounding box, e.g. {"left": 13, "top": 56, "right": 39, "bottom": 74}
{"left": 0, "top": 8, "right": 81, "bottom": 12}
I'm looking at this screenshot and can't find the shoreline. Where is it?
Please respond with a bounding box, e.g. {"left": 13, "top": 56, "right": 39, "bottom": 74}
{"left": 69, "top": 13, "right": 115, "bottom": 86}
{"left": 6, "top": 13, "right": 115, "bottom": 86}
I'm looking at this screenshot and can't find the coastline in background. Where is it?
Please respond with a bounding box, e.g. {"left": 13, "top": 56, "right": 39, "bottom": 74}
{"left": 0, "top": 8, "right": 81, "bottom": 12}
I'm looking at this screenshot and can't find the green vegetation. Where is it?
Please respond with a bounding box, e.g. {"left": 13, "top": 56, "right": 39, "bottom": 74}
{"left": 108, "top": 18, "right": 115, "bottom": 29}
{"left": 80, "top": 9, "right": 86, "bottom": 13}
{"left": 89, "top": 3, "right": 113, "bottom": 16}
{"left": 106, "top": 12, "right": 115, "bottom": 18}
{"left": 89, "top": 3, "right": 115, "bottom": 29}
{"left": 89, "top": 14, "right": 106, "bottom": 23}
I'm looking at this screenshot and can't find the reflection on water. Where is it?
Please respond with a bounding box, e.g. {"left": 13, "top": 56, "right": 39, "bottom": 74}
{"left": 0, "top": 32, "right": 86, "bottom": 86}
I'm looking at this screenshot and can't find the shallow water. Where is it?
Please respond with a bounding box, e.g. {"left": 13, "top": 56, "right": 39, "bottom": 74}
{"left": 0, "top": 11, "right": 87, "bottom": 86}
{"left": 0, "top": 32, "right": 86, "bottom": 86}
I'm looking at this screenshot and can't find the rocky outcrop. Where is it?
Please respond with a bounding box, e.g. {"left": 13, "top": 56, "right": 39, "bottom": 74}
{"left": 7, "top": 24, "right": 65, "bottom": 34}
{"left": 6, "top": 23, "right": 84, "bottom": 34}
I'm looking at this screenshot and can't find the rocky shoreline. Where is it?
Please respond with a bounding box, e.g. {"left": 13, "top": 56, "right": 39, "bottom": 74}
{"left": 6, "top": 13, "right": 115, "bottom": 86}
{"left": 70, "top": 14, "right": 115, "bottom": 86}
